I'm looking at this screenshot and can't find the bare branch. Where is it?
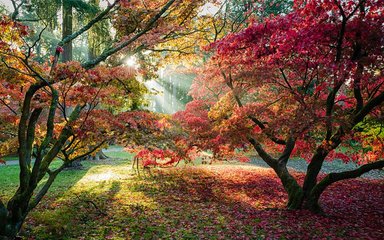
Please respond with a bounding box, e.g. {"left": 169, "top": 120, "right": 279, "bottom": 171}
{"left": 0, "top": 98, "right": 18, "bottom": 115}
{"left": 10, "top": 0, "right": 27, "bottom": 20}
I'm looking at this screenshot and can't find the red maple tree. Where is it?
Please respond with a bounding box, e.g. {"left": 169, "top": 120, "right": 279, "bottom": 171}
{"left": 178, "top": 0, "right": 384, "bottom": 212}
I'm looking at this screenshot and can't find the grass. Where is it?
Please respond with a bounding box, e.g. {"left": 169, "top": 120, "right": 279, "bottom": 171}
{"left": 1, "top": 155, "right": 18, "bottom": 162}
{"left": 104, "top": 150, "right": 134, "bottom": 159}
{"left": 0, "top": 150, "right": 383, "bottom": 239}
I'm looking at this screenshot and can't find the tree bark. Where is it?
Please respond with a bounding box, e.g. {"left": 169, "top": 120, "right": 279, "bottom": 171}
{"left": 0, "top": 193, "right": 30, "bottom": 240}
{"left": 302, "top": 147, "right": 328, "bottom": 198}
{"left": 62, "top": 2, "right": 73, "bottom": 62}
{"left": 276, "top": 165, "right": 304, "bottom": 209}
{"left": 305, "top": 160, "right": 384, "bottom": 213}
{"left": 64, "top": 159, "right": 83, "bottom": 169}
{"left": 88, "top": 149, "right": 108, "bottom": 161}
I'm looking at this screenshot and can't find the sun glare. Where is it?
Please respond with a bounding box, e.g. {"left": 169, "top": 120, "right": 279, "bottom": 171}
{"left": 125, "top": 56, "right": 138, "bottom": 68}
{"left": 84, "top": 170, "right": 118, "bottom": 182}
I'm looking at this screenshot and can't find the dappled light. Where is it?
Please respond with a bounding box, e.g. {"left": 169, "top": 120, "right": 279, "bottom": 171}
{"left": 11, "top": 160, "right": 383, "bottom": 239}
{"left": 80, "top": 170, "right": 122, "bottom": 182}
{"left": 0, "top": 0, "right": 383, "bottom": 239}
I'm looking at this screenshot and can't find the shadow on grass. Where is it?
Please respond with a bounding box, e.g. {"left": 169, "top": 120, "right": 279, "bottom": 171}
{"left": 126, "top": 165, "right": 384, "bottom": 239}
{"left": 18, "top": 163, "right": 92, "bottom": 238}
{"left": 27, "top": 180, "right": 123, "bottom": 240}
{"left": 18, "top": 162, "right": 384, "bottom": 240}
{"left": 23, "top": 159, "right": 134, "bottom": 239}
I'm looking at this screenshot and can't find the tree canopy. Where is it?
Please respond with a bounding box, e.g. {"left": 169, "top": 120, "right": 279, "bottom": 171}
{"left": 0, "top": 0, "right": 383, "bottom": 239}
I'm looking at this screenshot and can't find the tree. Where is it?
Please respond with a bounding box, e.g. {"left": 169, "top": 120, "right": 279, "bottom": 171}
{"left": 117, "top": 110, "right": 198, "bottom": 173}
{"left": 178, "top": 0, "right": 384, "bottom": 212}
{"left": 13, "top": 0, "right": 99, "bottom": 63}
{"left": 0, "top": 0, "right": 211, "bottom": 238}
{"left": 61, "top": 0, "right": 99, "bottom": 62}
{"left": 141, "top": 0, "right": 294, "bottom": 116}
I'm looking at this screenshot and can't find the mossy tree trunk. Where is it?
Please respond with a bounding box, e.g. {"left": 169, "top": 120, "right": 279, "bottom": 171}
{"left": 0, "top": 84, "right": 82, "bottom": 239}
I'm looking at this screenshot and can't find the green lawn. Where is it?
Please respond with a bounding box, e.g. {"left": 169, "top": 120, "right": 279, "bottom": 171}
{"left": 1, "top": 155, "right": 18, "bottom": 162}
{"left": 0, "top": 150, "right": 383, "bottom": 239}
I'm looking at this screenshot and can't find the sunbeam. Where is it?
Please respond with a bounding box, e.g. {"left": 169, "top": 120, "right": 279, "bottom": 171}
{"left": 144, "top": 67, "right": 194, "bottom": 114}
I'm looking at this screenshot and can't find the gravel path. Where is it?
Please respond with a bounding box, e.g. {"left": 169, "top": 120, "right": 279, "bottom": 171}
{"left": 249, "top": 157, "right": 384, "bottom": 179}
{"left": 1, "top": 160, "right": 19, "bottom": 166}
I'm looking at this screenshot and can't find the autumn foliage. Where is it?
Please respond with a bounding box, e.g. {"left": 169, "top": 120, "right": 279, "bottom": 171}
{"left": 0, "top": 0, "right": 213, "bottom": 238}
{"left": 176, "top": 0, "right": 384, "bottom": 212}
{"left": 0, "top": 0, "right": 383, "bottom": 239}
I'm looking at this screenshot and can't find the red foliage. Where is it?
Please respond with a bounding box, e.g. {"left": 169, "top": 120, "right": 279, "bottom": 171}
{"left": 155, "top": 166, "right": 384, "bottom": 239}
{"left": 133, "top": 148, "right": 184, "bottom": 167}
{"left": 177, "top": 0, "right": 384, "bottom": 164}
{"left": 55, "top": 46, "right": 64, "bottom": 53}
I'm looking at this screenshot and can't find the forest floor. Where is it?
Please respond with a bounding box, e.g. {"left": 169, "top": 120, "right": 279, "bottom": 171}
{"left": 0, "top": 150, "right": 383, "bottom": 239}
{"left": 248, "top": 157, "right": 384, "bottom": 179}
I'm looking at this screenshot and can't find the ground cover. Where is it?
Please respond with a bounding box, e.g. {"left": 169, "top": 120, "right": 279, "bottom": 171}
{"left": 1, "top": 151, "right": 382, "bottom": 239}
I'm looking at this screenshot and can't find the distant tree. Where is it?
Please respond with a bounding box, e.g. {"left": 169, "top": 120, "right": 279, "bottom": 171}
{"left": 143, "top": 0, "right": 294, "bottom": 115}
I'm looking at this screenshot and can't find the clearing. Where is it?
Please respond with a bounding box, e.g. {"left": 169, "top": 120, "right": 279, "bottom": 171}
{"left": 0, "top": 151, "right": 383, "bottom": 239}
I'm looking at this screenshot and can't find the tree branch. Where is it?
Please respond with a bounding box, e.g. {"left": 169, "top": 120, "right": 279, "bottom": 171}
{"left": 25, "top": 107, "right": 42, "bottom": 167}
{"left": 18, "top": 84, "right": 41, "bottom": 191}
{"left": 58, "top": 0, "right": 119, "bottom": 47}
{"left": 69, "top": 140, "right": 107, "bottom": 162}
{"left": 325, "top": 82, "right": 343, "bottom": 140}
{"left": 28, "top": 163, "right": 67, "bottom": 210}
{"left": 353, "top": 88, "right": 384, "bottom": 124}
{"left": 31, "top": 88, "right": 59, "bottom": 187}
{"left": 248, "top": 137, "right": 278, "bottom": 170}
{"left": 37, "top": 105, "right": 83, "bottom": 182}
{"left": 82, "top": 0, "right": 177, "bottom": 69}
{"left": 310, "top": 159, "right": 384, "bottom": 200}
{"left": 0, "top": 98, "right": 18, "bottom": 115}
{"left": 277, "top": 135, "right": 296, "bottom": 165}
{"left": 221, "top": 69, "right": 286, "bottom": 145}
{"left": 10, "top": 0, "right": 27, "bottom": 20}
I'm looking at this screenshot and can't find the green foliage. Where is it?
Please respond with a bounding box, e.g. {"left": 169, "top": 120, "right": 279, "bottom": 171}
{"left": 226, "top": 0, "right": 293, "bottom": 23}
{"left": 65, "top": 0, "right": 98, "bottom": 14}
{"left": 103, "top": 150, "right": 135, "bottom": 160}
{"left": 256, "top": 0, "right": 293, "bottom": 18}
{"left": 31, "top": 0, "right": 61, "bottom": 29}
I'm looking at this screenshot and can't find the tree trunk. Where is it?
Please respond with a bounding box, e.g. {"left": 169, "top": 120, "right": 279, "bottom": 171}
{"left": 302, "top": 148, "right": 328, "bottom": 197}
{"left": 0, "top": 220, "right": 22, "bottom": 240}
{"left": 64, "top": 159, "right": 83, "bottom": 169}
{"left": 248, "top": 136, "right": 304, "bottom": 209}
{"left": 62, "top": 2, "right": 73, "bottom": 62}
{"left": 0, "top": 218, "right": 24, "bottom": 239}
{"left": 0, "top": 195, "right": 29, "bottom": 240}
{"left": 275, "top": 165, "right": 304, "bottom": 209}
{"left": 0, "top": 101, "right": 81, "bottom": 238}
{"left": 88, "top": 150, "right": 108, "bottom": 161}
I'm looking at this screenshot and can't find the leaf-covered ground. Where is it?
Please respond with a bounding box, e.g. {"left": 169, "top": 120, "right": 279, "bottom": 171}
{"left": 249, "top": 158, "right": 384, "bottom": 179}
{"left": 0, "top": 158, "right": 383, "bottom": 239}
